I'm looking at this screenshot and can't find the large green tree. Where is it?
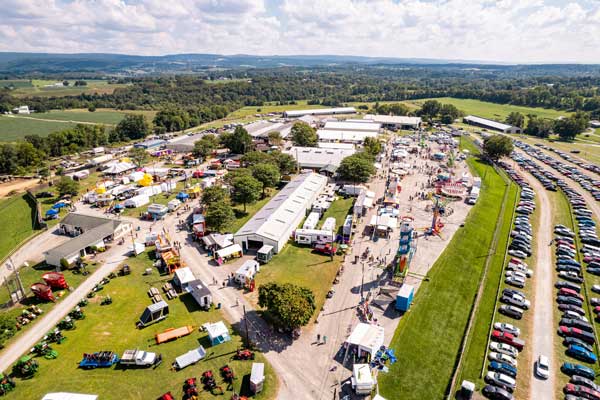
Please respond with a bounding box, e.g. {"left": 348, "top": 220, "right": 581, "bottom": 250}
{"left": 524, "top": 114, "right": 553, "bottom": 138}
{"left": 220, "top": 126, "right": 253, "bottom": 154}
{"left": 271, "top": 151, "right": 297, "bottom": 175}
{"left": 419, "top": 100, "right": 442, "bottom": 119}
{"left": 201, "top": 186, "right": 228, "bottom": 205}
{"left": 554, "top": 111, "right": 589, "bottom": 141}
{"left": 204, "top": 202, "right": 234, "bottom": 232}
{"left": 482, "top": 135, "right": 514, "bottom": 161}
{"left": 291, "top": 122, "right": 318, "bottom": 147}
{"left": 505, "top": 112, "right": 525, "bottom": 128}
{"left": 55, "top": 176, "right": 80, "bottom": 197}
{"left": 363, "top": 137, "right": 382, "bottom": 156}
{"left": 231, "top": 175, "right": 262, "bottom": 211}
{"left": 193, "top": 134, "right": 219, "bottom": 158}
{"left": 258, "top": 282, "right": 316, "bottom": 329}
{"left": 252, "top": 163, "right": 280, "bottom": 196}
{"left": 113, "top": 114, "right": 150, "bottom": 141}
{"left": 153, "top": 108, "right": 191, "bottom": 132}
{"left": 128, "top": 147, "right": 149, "bottom": 167}
{"left": 337, "top": 153, "right": 376, "bottom": 183}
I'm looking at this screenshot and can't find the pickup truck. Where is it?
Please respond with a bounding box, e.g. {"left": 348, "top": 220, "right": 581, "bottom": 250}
{"left": 119, "top": 349, "right": 160, "bottom": 367}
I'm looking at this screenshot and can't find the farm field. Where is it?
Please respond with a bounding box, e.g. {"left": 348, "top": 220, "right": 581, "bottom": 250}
{"left": 3, "top": 251, "right": 277, "bottom": 400}
{"left": 5, "top": 79, "right": 128, "bottom": 98}
{"left": 0, "top": 109, "right": 157, "bottom": 141}
{"left": 407, "top": 97, "right": 571, "bottom": 120}
{"left": 378, "top": 138, "right": 510, "bottom": 399}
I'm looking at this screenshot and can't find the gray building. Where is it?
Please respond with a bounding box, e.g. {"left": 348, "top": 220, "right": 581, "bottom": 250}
{"left": 463, "top": 115, "right": 521, "bottom": 134}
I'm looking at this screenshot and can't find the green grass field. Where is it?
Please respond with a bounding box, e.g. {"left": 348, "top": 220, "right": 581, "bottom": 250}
{"left": 4, "top": 251, "right": 277, "bottom": 400}
{"left": 8, "top": 79, "right": 128, "bottom": 98}
{"left": 378, "top": 139, "right": 510, "bottom": 399}
{"left": 0, "top": 195, "right": 39, "bottom": 263}
{"left": 407, "top": 97, "right": 570, "bottom": 120}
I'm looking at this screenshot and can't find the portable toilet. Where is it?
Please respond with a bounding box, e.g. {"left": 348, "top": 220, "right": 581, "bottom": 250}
{"left": 460, "top": 380, "right": 475, "bottom": 399}
{"left": 250, "top": 362, "right": 265, "bottom": 394}
{"left": 257, "top": 245, "right": 274, "bottom": 264}
{"left": 395, "top": 284, "right": 414, "bottom": 312}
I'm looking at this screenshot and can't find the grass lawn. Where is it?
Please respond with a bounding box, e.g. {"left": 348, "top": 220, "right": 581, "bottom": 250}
{"left": 319, "top": 197, "right": 354, "bottom": 232}
{"left": 0, "top": 115, "right": 79, "bottom": 140}
{"left": 11, "top": 79, "right": 128, "bottom": 98}
{"left": 226, "top": 100, "right": 323, "bottom": 119}
{"left": 378, "top": 139, "right": 510, "bottom": 399}
{"left": 4, "top": 251, "right": 277, "bottom": 400}
{"left": 0, "top": 194, "right": 40, "bottom": 262}
{"left": 456, "top": 179, "right": 519, "bottom": 388}
{"left": 406, "top": 97, "right": 570, "bottom": 121}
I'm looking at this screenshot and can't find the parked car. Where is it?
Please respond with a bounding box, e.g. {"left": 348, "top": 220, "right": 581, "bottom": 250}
{"left": 557, "top": 295, "right": 584, "bottom": 307}
{"left": 505, "top": 276, "right": 526, "bottom": 288}
{"left": 493, "top": 322, "right": 521, "bottom": 337}
{"left": 566, "top": 345, "right": 598, "bottom": 364}
{"left": 489, "top": 352, "right": 517, "bottom": 367}
{"left": 558, "top": 326, "right": 596, "bottom": 344}
{"left": 571, "top": 375, "right": 600, "bottom": 392}
{"left": 559, "top": 272, "right": 584, "bottom": 283}
{"left": 485, "top": 372, "right": 516, "bottom": 393}
{"left": 508, "top": 249, "right": 528, "bottom": 259}
{"left": 490, "top": 342, "right": 519, "bottom": 358}
{"left": 482, "top": 384, "right": 513, "bottom": 400}
{"left": 488, "top": 361, "right": 517, "bottom": 378}
{"left": 562, "top": 362, "right": 597, "bottom": 380}
{"left": 558, "top": 304, "right": 586, "bottom": 316}
{"left": 564, "top": 337, "right": 595, "bottom": 353}
{"left": 535, "top": 354, "right": 550, "bottom": 379}
{"left": 556, "top": 281, "right": 582, "bottom": 292}
{"left": 563, "top": 383, "right": 600, "bottom": 400}
{"left": 491, "top": 330, "right": 525, "bottom": 351}
{"left": 560, "top": 318, "right": 594, "bottom": 333}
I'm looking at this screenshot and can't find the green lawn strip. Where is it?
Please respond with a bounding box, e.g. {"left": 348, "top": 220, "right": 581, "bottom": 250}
{"left": 319, "top": 197, "right": 354, "bottom": 232}
{"left": 456, "top": 180, "right": 519, "bottom": 388}
{"left": 0, "top": 195, "right": 39, "bottom": 263}
{"left": 4, "top": 251, "right": 277, "bottom": 400}
{"left": 378, "top": 152, "right": 509, "bottom": 399}
{"left": 0, "top": 115, "right": 80, "bottom": 140}
{"left": 19, "top": 110, "right": 125, "bottom": 125}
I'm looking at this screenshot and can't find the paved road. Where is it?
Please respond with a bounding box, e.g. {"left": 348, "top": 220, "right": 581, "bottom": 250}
{"left": 517, "top": 161, "right": 556, "bottom": 400}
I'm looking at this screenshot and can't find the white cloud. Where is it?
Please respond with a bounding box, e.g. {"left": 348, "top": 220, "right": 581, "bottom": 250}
{"left": 0, "top": 0, "right": 598, "bottom": 62}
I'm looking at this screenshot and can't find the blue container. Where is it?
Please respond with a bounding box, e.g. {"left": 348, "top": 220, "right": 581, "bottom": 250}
{"left": 396, "top": 284, "right": 414, "bottom": 311}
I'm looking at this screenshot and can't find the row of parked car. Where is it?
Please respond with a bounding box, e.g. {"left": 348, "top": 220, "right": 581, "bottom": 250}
{"left": 515, "top": 141, "right": 600, "bottom": 202}
{"left": 481, "top": 165, "right": 535, "bottom": 400}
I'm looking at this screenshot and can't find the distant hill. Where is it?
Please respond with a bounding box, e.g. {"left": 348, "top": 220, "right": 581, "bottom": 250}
{"left": 0, "top": 52, "right": 599, "bottom": 76}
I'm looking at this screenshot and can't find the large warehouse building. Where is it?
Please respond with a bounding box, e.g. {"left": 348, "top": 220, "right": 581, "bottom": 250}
{"left": 234, "top": 173, "right": 327, "bottom": 253}
{"left": 283, "top": 107, "right": 357, "bottom": 118}
{"left": 287, "top": 146, "right": 356, "bottom": 170}
{"left": 363, "top": 114, "right": 422, "bottom": 130}
{"left": 317, "top": 120, "right": 381, "bottom": 144}
{"left": 463, "top": 115, "right": 521, "bottom": 133}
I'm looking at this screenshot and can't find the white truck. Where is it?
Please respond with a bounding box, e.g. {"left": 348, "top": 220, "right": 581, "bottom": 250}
{"left": 119, "top": 349, "right": 160, "bottom": 368}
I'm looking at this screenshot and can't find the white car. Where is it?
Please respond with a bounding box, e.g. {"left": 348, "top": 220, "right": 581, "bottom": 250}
{"left": 485, "top": 371, "right": 516, "bottom": 391}
{"left": 504, "top": 293, "right": 530, "bottom": 309}
{"left": 563, "top": 311, "right": 589, "bottom": 322}
{"left": 489, "top": 342, "right": 518, "bottom": 358}
{"left": 488, "top": 351, "right": 517, "bottom": 367}
{"left": 535, "top": 355, "right": 550, "bottom": 379}
{"left": 591, "top": 284, "right": 600, "bottom": 294}
{"left": 506, "top": 263, "right": 533, "bottom": 277}
{"left": 506, "top": 270, "right": 527, "bottom": 280}
{"left": 494, "top": 322, "right": 521, "bottom": 337}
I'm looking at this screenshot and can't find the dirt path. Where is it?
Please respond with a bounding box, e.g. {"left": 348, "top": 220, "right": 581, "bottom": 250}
{"left": 0, "top": 179, "right": 40, "bottom": 198}
{"left": 516, "top": 158, "right": 556, "bottom": 400}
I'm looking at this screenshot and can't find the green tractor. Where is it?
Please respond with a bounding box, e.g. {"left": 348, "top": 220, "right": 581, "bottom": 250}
{"left": 45, "top": 328, "right": 65, "bottom": 345}
{"left": 68, "top": 306, "right": 85, "bottom": 320}
{"left": 31, "top": 342, "right": 58, "bottom": 360}
{"left": 77, "top": 299, "right": 89, "bottom": 308}
{"left": 0, "top": 373, "right": 15, "bottom": 396}
{"left": 57, "top": 316, "right": 75, "bottom": 330}
{"left": 12, "top": 356, "right": 38, "bottom": 379}
{"left": 100, "top": 295, "right": 112, "bottom": 306}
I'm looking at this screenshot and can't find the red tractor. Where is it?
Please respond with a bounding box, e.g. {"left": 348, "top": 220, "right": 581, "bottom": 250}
{"left": 233, "top": 349, "right": 255, "bottom": 360}
{"left": 313, "top": 243, "right": 337, "bottom": 256}
{"left": 158, "top": 392, "right": 174, "bottom": 400}
{"left": 30, "top": 283, "right": 55, "bottom": 302}
{"left": 183, "top": 377, "right": 198, "bottom": 399}
{"left": 220, "top": 365, "right": 235, "bottom": 383}
{"left": 42, "top": 272, "right": 68, "bottom": 290}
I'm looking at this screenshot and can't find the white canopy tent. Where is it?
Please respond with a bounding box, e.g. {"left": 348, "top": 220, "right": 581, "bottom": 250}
{"left": 345, "top": 323, "right": 385, "bottom": 357}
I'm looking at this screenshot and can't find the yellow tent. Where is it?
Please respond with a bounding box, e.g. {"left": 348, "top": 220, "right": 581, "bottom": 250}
{"left": 120, "top": 157, "right": 132, "bottom": 163}
{"left": 139, "top": 173, "right": 153, "bottom": 187}
{"left": 95, "top": 184, "right": 106, "bottom": 194}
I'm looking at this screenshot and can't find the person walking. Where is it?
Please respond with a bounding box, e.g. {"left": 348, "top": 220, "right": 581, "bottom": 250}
{"left": 317, "top": 333, "right": 321, "bottom": 343}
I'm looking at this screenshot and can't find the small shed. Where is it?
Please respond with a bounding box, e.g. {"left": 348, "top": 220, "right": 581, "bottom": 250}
{"left": 256, "top": 245, "right": 274, "bottom": 264}
{"left": 173, "top": 267, "right": 195, "bottom": 288}
{"left": 250, "top": 362, "right": 265, "bottom": 394}
{"left": 187, "top": 280, "right": 212, "bottom": 309}
{"left": 172, "top": 346, "right": 206, "bottom": 370}
{"left": 235, "top": 260, "right": 260, "bottom": 284}
{"left": 204, "top": 321, "right": 231, "bottom": 346}
{"left": 138, "top": 301, "right": 169, "bottom": 328}
{"left": 396, "top": 284, "right": 414, "bottom": 312}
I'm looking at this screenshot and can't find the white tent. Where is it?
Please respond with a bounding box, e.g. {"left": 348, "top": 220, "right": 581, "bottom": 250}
{"left": 128, "top": 242, "right": 145, "bottom": 255}
{"left": 216, "top": 244, "right": 243, "bottom": 259}
{"left": 174, "top": 267, "right": 196, "bottom": 287}
{"left": 129, "top": 170, "right": 145, "bottom": 182}
{"left": 345, "top": 323, "right": 385, "bottom": 356}
{"left": 42, "top": 394, "right": 98, "bottom": 400}
{"left": 103, "top": 162, "right": 135, "bottom": 175}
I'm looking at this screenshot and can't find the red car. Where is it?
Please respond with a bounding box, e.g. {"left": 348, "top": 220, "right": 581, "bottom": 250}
{"left": 491, "top": 330, "right": 525, "bottom": 351}
{"left": 313, "top": 243, "right": 337, "bottom": 256}
{"left": 559, "top": 288, "right": 584, "bottom": 300}
{"left": 585, "top": 256, "right": 600, "bottom": 264}
{"left": 564, "top": 383, "right": 600, "bottom": 400}
{"left": 558, "top": 326, "right": 596, "bottom": 344}
{"left": 192, "top": 170, "right": 203, "bottom": 178}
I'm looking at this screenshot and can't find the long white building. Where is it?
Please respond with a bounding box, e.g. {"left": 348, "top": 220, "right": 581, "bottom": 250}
{"left": 287, "top": 146, "right": 356, "bottom": 169}
{"left": 283, "top": 107, "right": 357, "bottom": 118}
{"left": 364, "top": 114, "right": 422, "bottom": 129}
{"left": 463, "top": 115, "right": 521, "bottom": 134}
{"left": 322, "top": 121, "right": 381, "bottom": 132}
{"left": 234, "top": 173, "right": 327, "bottom": 253}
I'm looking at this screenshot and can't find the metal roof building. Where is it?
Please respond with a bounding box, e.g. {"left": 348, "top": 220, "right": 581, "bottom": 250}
{"left": 283, "top": 107, "right": 357, "bottom": 118}
{"left": 463, "top": 115, "right": 521, "bottom": 133}
{"left": 287, "top": 147, "right": 356, "bottom": 169}
{"left": 166, "top": 133, "right": 205, "bottom": 152}
{"left": 322, "top": 121, "right": 381, "bottom": 132}
{"left": 363, "top": 114, "right": 422, "bottom": 129}
{"left": 234, "top": 172, "right": 327, "bottom": 253}
{"left": 317, "top": 129, "right": 378, "bottom": 143}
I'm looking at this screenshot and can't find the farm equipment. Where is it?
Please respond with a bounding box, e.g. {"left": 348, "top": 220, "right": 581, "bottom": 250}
{"left": 57, "top": 316, "right": 75, "bottom": 330}
{"left": 201, "top": 370, "right": 223, "bottom": 394}
{"left": 87, "top": 282, "right": 105, "bottom": 298}
{"left": 0, "top": 373, "right": 15, "bottom": 395}
{"left": 100, "top": 295, "right": 112, "bottom": 305}
{"left": 44, "top": 328, "right": 65, "bottom": 344}
{"left": 31, "top": 282, "right": 55, "bottom": 302}
{"left": 183, "top": 377, "right": 199, "bottom": 398}
{"left": 42, "top": 272, "right": 69, "bottom": 289}
{"left": 119, "top": 264, "right": 131, "bottom": 276}
{"left": 69, "top": 306, "right": 85, "bottom": 320}
{"left": 31, "top": 342, "right": 58, "bottom": 359}
{"left": 12, "top": 356, "right": 38, "bottom": 378}
{"left": 78, "top": 299, "right": 88, "bottom": 307}
{"left": 28, "top": 305, "right": 43, "bottom": 315}
{"left": 220, "top": 365, "right": 235, "bottom": 383}
{"left": 158, "top": 393, "right": 174, "bottom": 400}
{"left": 313, "top": 243, "right": 337, "bottom": 256}
{"left": 233, "top": 349, "right": 255, "bottom": 361}
{"left": 79, "top": 351, "right": 119, "bottom": 369}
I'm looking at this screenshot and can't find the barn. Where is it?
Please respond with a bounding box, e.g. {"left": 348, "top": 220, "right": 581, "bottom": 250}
{"left": 233, "top": 173, "right": 327, "bottom": 253}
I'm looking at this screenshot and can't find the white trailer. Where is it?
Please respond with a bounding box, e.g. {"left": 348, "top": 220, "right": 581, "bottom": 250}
{"left": 303, "top": 212, "right": 321, "bottom": 230}
{"left": 124, "top": 194, "right": 150, "bottom": 208}
{"left": 234, "top": 260, "right": 260, "bottom": 284}
{"left": 321, "top": 217, "right": 336, "bottom": 233}
{"left": 294, "top": 229, "right": 335, "bottom": 245}
{"left": 172, "top": 346, "right": 206, "bottom": 370}
{"left": 341, "top": 184, "right": 367, "bottom": 196}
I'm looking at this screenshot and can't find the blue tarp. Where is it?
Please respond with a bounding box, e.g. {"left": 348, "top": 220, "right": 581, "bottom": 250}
{"left": 114, "top": 204, "right": 124, "bottom": 209}
{"left": 176, "top": 192, "right": 189, "bottom": 200}
{"left": 45, "top": 209, "right": 59, "bottom": 216}
{"left": 52, "top": 202, "right": 67, "bottom": 209}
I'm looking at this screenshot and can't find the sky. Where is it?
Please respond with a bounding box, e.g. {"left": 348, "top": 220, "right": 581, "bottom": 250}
{"left": 0, "top": 0, "right": 599, "bottom": 63}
